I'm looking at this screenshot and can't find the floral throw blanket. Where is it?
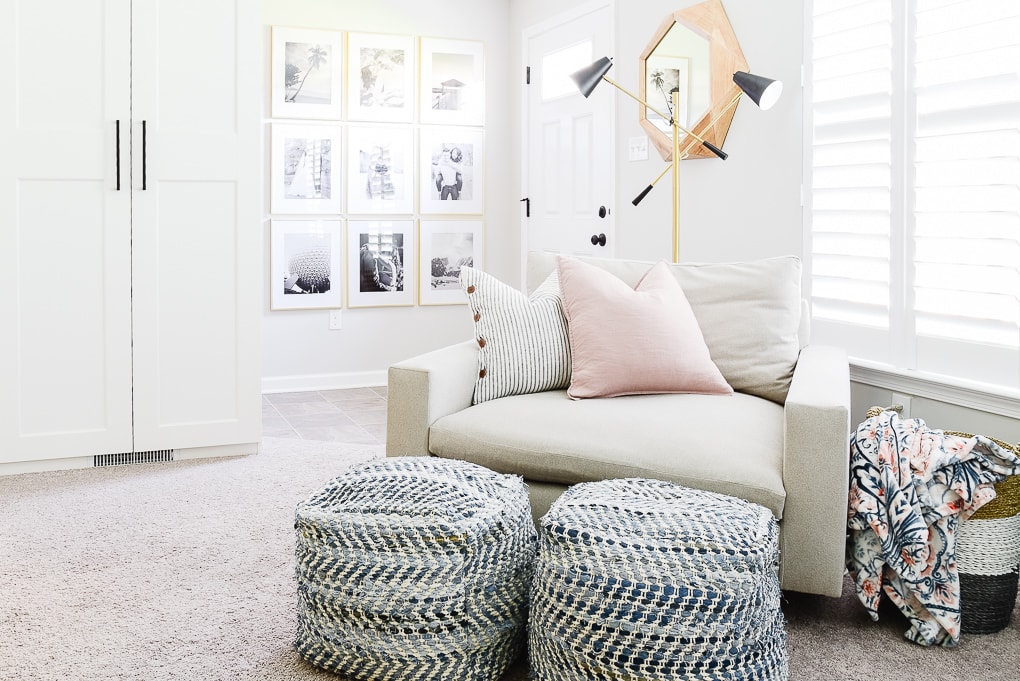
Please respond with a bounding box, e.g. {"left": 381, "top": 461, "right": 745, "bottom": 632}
{"left": 847, "top": 410, "right": 1020, "bottom": 646}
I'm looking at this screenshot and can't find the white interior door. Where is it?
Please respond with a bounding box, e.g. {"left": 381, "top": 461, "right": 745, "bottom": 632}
{"left": 523, "top": 2, "right": 615, "bottom": 266}
{"left": 0, "top": 0, "right": 134, "bottom": 464}
{"left": 130, "top": 0, "right": 261, "bottom": 452}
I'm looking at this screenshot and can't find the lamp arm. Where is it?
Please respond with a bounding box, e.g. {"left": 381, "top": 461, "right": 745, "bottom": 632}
{"left": 601, "top": 75, "right": 706, "bottom": 143}
{"left": 601, "top": 75, "right": 670, "bottom": 121}
{"left": 630, "top": 89, "right": 751, "bottom": 209}
{"left": 691, "top": 92, "right": 742, "bottom": 149}
{"left": 674, "top": 91, "right": 742, "bottom": 160}
{"left": 632, "top": 163, "right": 674, "bottom": 206}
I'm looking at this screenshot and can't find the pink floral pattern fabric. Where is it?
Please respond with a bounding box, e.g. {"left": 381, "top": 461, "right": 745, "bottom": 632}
{"left": 847, "top": 410, "right": 1020, "bottom": 646}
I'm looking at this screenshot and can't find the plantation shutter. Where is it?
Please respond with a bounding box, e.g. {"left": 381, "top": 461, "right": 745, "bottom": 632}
{"left": 808, "top": 1, "right": 894, "bottom": 361}
{"left": 807, "top": 0, "right": 1020, "bottom": 392}
{"left": 911, "top": 0, "right": 1020, "bottom": 385}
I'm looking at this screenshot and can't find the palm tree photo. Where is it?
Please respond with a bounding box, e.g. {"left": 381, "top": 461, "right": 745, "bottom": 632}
{"left": 649, "top": 69, "right": 674, "bottom": 118}
{"left": 286, "top": 43, "right": 329, "bottom": 103}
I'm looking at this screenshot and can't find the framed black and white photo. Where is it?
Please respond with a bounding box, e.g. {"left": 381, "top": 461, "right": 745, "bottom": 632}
{"left": 420, "top": 38, "right": 484, "bottom": 126}
{"left": 270, "top": 219, "right": 343, "bottom": 310}
{"left": 346, "top": 32, "right": 415, "bottom": 123}
{"left": 270, "top": 123, "right": 342, "bottom": 214}
{"left": 418, "top": 220, "right": 483, "bottom": 306}
{"left": 420, "top": 127, "right": 484, "bottom": 215}
{"left": 645, "top": 56, "right": 691, "bottom": 133}
{"left": 271, "top": 27, "right": 344, "bottom": 120}
{"left": 346, "top": 220, "right": 415, "bottom": 308}
{"left": 346, "top": 125, "right": 414, "bottom": 215}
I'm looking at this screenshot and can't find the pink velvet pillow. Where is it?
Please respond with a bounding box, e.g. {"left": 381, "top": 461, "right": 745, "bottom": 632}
{"left": 557, "top": 256, "right": 733, "bottom": 399}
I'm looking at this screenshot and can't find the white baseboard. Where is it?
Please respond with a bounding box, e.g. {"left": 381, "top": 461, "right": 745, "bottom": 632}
{"left": 261, "top": 370, "right": 388, "bottom": 394}
{"left": 175, "top": 442, "right": 259, "bottom": 460}
{"left": 0, "top": 456, "right": 93, "bottom": 476}
{"left": 0, "top": 442, "right": 258, "bottom": 476}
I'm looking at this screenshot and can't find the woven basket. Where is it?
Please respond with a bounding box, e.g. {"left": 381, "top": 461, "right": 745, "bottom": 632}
{"left": 529, "top": 478, "right": 788, "bottom": 681}
{"left": 945, "top": 431, "right": 1020, "bottom": 635}
{"left": 293, "top": 457, "right": 537, "bottom": 681}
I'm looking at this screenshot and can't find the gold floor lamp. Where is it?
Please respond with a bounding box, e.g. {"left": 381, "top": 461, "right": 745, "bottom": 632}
{"left": 569, "top": 57, "right": 782, "bottom": 262}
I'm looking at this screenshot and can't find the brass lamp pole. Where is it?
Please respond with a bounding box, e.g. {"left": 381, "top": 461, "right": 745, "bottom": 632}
{"left": 570, "top": 57, "right": 782, "bottom": 263}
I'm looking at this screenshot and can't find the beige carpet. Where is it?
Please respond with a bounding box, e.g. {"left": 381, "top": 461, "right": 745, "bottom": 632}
{"left": 1, "top": 438, "right": 1018, "bottom": 680}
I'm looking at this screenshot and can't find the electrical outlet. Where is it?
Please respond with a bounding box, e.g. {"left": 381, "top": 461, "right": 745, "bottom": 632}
{"left": 891, "top": 392, "right": 912, "bottom": 418}
{"left": 329, "top": 310, "right": 342, "bottom": 330}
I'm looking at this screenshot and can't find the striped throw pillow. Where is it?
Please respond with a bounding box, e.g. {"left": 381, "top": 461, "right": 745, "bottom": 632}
{"left": 460, "top": 266, "right": 571, "bottom": 404}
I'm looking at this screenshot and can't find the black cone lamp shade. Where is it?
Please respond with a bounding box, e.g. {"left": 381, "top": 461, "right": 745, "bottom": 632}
{"left": 733, "top": 71, "right": 783, "bottom": 110}
{"left": 570, "top": 57, "right": 614, "bottom": 98}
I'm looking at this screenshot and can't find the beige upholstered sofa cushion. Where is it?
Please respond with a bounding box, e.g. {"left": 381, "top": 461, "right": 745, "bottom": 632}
{"left": 527, "top": 253, "right": 802, "bottom": 403}
{"left": 428, "top": 389, "right": 787, "bottom": 518}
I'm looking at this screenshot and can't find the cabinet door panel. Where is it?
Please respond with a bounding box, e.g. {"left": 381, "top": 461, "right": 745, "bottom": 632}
{"left": 0, "top": 0, "right": 133, "bottom": 463}
{"left": 130, "top": 0, "right": 260, "bottom": 451}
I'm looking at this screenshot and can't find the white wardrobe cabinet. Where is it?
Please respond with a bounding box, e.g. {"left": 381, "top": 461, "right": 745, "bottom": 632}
{"left": 0, "top": 0, "right": 261, "bottom": 472}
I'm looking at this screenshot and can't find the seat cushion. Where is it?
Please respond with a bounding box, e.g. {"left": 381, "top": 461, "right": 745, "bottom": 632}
{"left": 428, "top": 390, "right": 786, "bottom": 519}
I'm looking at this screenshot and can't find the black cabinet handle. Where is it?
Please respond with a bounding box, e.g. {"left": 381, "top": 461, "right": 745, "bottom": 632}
{"left": 598, "top": 206, "right": 610, "bottom": 218}
{"left": 115, "top": 120, "right": 121, "bottom": 191}
{"left": 591, "top": 233, "right": 606, "bottom": 247}
{"left": 141, "top": 120, "right": 147, "bottom": 190}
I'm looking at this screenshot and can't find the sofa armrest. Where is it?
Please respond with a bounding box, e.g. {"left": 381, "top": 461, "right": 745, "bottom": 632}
{"left": 386, "top": 340, "right": 478, "bottom": 457}
{"left": 780, "top": 344, "right": 851, "bottom": 596}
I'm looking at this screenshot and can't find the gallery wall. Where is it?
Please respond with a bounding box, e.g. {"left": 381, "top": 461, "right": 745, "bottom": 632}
{"left": 261, "top": 0, "right": 513, "bottom": 391}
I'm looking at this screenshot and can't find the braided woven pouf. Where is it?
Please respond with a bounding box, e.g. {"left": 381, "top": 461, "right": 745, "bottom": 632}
{"left": 294, "top": 457, "right": 537, "bottom": 681}
{"left": 530, "top": 479, "right": 788, "bottom": 681}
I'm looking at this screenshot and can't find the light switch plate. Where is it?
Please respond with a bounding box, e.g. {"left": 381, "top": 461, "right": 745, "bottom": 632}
{"left": 329, "top": 310, "right": 342, "bottom": 330}
{"left": 628, "top": 136, "right": 649, "bottom": 161}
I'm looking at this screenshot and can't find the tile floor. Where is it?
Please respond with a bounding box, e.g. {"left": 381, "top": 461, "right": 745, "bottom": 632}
{"left": 262, "top": 386, "right": 388, "bottom": 445}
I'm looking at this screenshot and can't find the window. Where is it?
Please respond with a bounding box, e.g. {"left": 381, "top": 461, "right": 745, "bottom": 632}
{"left": 806, "top": 0, "right": 1020, "bottom": 399}
{"left": 541, "top": 41, "right": 592, "bottom": 101}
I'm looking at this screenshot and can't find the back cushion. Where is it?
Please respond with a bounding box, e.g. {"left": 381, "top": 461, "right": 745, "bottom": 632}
{"left": 527, "top": 252, "right": 802, "bottom": 403}
{"left": 460, "top": 266, "right": 571, "bottom": 404}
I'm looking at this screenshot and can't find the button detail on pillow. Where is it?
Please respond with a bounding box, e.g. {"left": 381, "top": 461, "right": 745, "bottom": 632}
{"left": 460, "top": 266, "right": 571, "bottom": 404}
{"left": 556, "top": 256, "right": 732, "bottom": 400}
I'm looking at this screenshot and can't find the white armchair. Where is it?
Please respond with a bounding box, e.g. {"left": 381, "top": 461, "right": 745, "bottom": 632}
{"left": 387, "top": 252, "right": 851, "bottom": 597}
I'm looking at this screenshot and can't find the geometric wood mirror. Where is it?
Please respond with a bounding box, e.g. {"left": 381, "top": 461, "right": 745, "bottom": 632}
{"left": 639, "top": 0, "right": 748, "bottom": 161}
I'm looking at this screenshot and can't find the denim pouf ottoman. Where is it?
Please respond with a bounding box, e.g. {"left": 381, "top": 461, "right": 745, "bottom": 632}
{"left": 294, "top": 457, "right": 537, "bottom": 681}
{"left": 530, "top": 478, "right": 788, "bottom": 681}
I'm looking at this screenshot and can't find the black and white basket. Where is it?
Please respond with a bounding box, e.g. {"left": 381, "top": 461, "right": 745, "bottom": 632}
{"left": 952, "top": 446, "right": 1020, "bottom": 635}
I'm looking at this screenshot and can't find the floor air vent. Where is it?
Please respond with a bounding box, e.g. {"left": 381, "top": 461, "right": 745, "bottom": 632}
{"left": 94, "top": 450, "right": 175, "bottom": 467}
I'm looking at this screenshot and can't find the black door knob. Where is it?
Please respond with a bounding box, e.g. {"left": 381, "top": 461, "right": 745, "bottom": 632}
{"left": 591, "top": 233, "right": 607, "bottom": 247}
{"left": 598, "top": 206, "right": 610, "bottom": 218}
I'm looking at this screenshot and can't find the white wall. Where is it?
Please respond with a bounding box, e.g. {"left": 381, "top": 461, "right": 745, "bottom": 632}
{"left": 260, "top": 0, "right": 512, "bottom": 391}
{"left": 510, "top": 0, "right": 803, "bottom": 265}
